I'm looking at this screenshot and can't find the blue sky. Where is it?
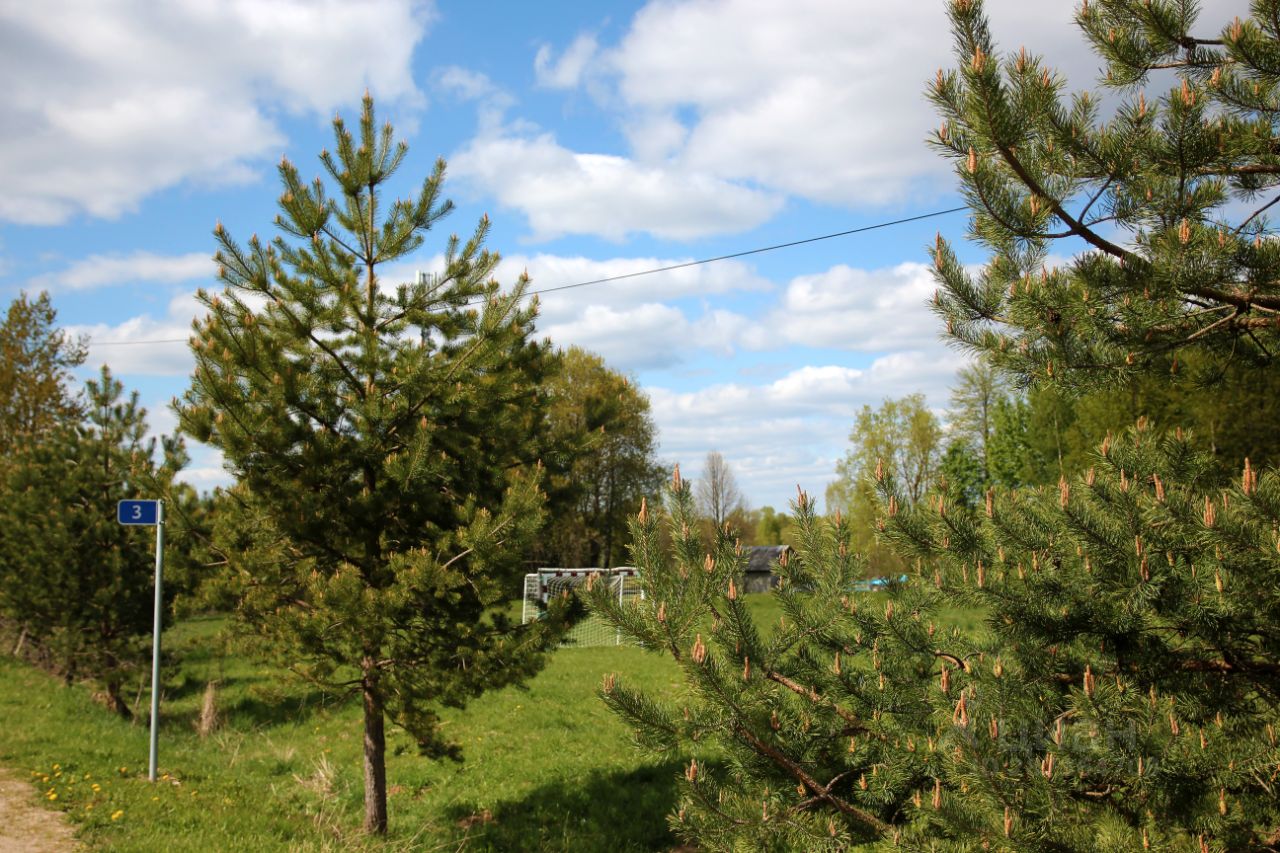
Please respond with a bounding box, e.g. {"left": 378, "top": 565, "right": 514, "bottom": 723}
{"left": 1, "top": 0, "right": 1242, "bottom": 508}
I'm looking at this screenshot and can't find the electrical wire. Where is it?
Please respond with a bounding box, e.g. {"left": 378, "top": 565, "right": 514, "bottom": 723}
{"left": 85, "top": 206, "right": 968, "bottom": 347}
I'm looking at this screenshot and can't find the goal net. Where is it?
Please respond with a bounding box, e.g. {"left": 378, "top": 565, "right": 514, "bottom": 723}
{"left": 521, "top": 568, "right": 643, "bottom": 647}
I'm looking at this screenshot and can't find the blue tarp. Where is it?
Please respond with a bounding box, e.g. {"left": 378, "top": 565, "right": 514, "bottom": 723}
{"left": 850, "top": 574, "right": 908, "bottom": 592}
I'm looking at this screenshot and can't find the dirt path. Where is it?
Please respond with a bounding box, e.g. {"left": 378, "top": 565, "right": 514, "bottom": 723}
{"left": 0, "top": 770, "right": 78, "bottom": 852}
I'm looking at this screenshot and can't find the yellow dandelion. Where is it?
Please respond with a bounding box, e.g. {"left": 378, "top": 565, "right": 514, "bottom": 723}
{"left": 47, "top": 792, "right": 57, "bottom": 801}
{"left": 92, "top": 784, "right": 101, "bottom": 793}
{"left": 83, "top": 773, "right": 91, "bottom": 780}
{"left": 151, "top": 796, "right": 159, "bottom": 802}
{"left": 52, "top": 764, "right": 60, "bottom": 771}
{"left": 111, "top": 809, "right": 124, "bottom": 821}
{"left": 84, "top": 804, "right": 93, "bottom": 812}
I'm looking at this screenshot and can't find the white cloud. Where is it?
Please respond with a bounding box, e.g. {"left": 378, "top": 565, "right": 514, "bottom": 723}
{"left": 764, "top": 261, "right": 944, "bottom": 352}
{"left": 520, "top": 0, "right": 1254, "bottom": 216}
{"left": 33, "top": 251, "right": 213, "bottom": 292}
{"left": 179, "top": 463, "right": 232, "bottom": 493}
{"left": 71, "top": 291, "right": 202, "bottom": 377}
{"left": 53, "top": 244, "right": 976, "bottom": 507}
{"left": 649, "top": 348, "right": 964, "bottom": 509}
{"left": 435, "top": 66, "right": 500, "bottom": 101}
{"left": 363, "top": 249, "right": 773, "bottom": 372}
{"left": 495, "top": 252, "right": 955, "bottom": 377}
{"left": 534, "top": 301, "right": 753, "bottom": 371}
{"left": 144, "top": 398, "right": 179, "bottom": 440}
{"left": 124, "top": 398, "right": 231, "bottom": 495}
{"left": 176, "top": 441, "right": 233, "bottom": 494}
{"left": 430, "top": 67, "right": 516, "bottom": 133}
{"left": 450, "top": 130, "right": 783, "bottom": 241}
{"left": 647, "top": 364, "right": 878, "bottom": 506}
{"left": 450, "top": 0, "right": 1153, "bottom": 241}
{"left": 534, "top": 33, "right": 600, "bottom": 89}
{"left": 0, "top": 0, "right": 434, "bottom": 225}
{"left": 605, "top": 0, "right": 1111, "bottom": 205}
{"left": 541, "top": 302, "right": 693, "bottom": 369}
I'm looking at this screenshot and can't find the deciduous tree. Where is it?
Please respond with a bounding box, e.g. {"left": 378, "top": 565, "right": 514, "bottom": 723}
{"left": 947, "top": 361, "right": 1008, "bottom": 480}
{"left": 829, "top": 395, "right": 943, "bottom": 508}
{"left": 753, "top": 505, "right": 795, "bottom": 547}
{"left": 696, "top": 451, "right": 747, "bottom": 530}
{"left": 826, "top": 394, "right": 942, "bottom": 576}
{"left": 536, "top": 346, "right": 665, "bottom": 568}
{"left": 0, "top": 291, "right": 85, "bottom": 452}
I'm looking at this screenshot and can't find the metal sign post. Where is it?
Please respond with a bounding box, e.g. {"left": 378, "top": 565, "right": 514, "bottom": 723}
{"left": 118, "top": 499, "right": 164, "bottom": 782}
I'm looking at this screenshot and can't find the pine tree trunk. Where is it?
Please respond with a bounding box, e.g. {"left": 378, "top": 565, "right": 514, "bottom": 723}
{"left": 106, "top": 680, "right": 133, "bottom": 720}
{"left": 361, "top": 659, "right": 388, "bottom": 835}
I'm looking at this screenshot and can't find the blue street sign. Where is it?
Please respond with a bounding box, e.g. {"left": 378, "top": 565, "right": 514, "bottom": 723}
{"left": 118, "top": 500, "right": 159, "bottom": 526}
{"left": 115, "top": 497, "right": 167, "bottom": 781}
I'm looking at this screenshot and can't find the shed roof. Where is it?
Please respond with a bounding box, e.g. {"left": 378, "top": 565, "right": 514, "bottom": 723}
{"left": 744, "top": 545, "right": 790, "bottom": 574}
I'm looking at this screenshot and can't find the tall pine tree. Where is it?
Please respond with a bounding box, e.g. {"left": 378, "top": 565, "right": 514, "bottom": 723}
{"left": 591, "top": 1, "right": 1280, "bottom": 849}
{"left": 910, "top": 0, "right": 1280, "bottom": 844}
{"left": 177, "top": 96, "right": 569, "bottom": 834}
{"left": 930, "top": 0, "right": 1280, "bottom": 388}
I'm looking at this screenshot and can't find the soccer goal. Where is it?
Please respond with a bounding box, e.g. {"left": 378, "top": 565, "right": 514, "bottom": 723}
{"left": 521, "top": 568, "right": 643, "bottom": 647}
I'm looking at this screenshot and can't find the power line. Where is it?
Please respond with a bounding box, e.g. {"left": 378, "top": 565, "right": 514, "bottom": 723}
{"left": 85, "top": 206, "right": 968, "bottom": 348}
{"left": 510, "top": 206, "right": 967, "bottom": 299}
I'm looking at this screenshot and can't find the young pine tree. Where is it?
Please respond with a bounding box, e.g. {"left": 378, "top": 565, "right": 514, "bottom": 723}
{"left": 590, "top": 473, "right": 954, "bottom": 851}
{"left": 879, "top": 421, "right": 1280, "bottom": 849}
{"left": 0, "top": 367, "right": 184, "bottom": 716}
{"left": 176, "top": 96, "right": 569, "bottom": 835}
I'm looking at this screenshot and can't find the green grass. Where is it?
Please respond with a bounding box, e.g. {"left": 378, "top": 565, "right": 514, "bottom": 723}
{"left": 0, "top": 627, "right": 686, "bottom": 851}
{"left": 0, "top": 592, "right": 983, "bottom": 851}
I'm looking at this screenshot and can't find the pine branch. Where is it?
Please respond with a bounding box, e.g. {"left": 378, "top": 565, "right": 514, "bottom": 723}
{"left": 732, "top": 722, "right": 888, "bottom": 834}
{"left": 764, "top": 670, "right": 867, "bottom": 730}
{"left": 992, "top": 140, "right": 1132, "bottom": 259}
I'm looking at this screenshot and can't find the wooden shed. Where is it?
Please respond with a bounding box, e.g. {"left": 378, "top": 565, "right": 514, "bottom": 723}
{"left": 742, "top": 545, "right": 790, "bottom": 593}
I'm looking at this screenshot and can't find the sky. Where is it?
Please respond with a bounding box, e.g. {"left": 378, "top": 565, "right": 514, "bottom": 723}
{"left": 0, "top": 0, "right": 1247, "bottom": 510}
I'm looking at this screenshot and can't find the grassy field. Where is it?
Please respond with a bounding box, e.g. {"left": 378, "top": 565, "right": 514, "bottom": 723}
{"left": 0, "top": 593, "right": 981, "bottom": 851}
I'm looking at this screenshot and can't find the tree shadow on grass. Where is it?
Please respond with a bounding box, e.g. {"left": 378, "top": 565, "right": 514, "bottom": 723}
{"left": 158, "top": 671, "right": 334, "bottom": 732}
{"left": 218, "top": 685, "right": 335, "bottom": 729}
{"left": 444, "top": 759, "right": 698, "bottom": 852}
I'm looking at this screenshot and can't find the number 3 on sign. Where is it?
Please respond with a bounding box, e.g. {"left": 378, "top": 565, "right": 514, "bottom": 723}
{"left": 118, "top": 500, "right": 159, "bottom": 526}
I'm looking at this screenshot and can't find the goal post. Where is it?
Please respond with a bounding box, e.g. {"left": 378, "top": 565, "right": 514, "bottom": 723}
{"left": 520, "top": 568, "right": 643, "bottom": 647}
